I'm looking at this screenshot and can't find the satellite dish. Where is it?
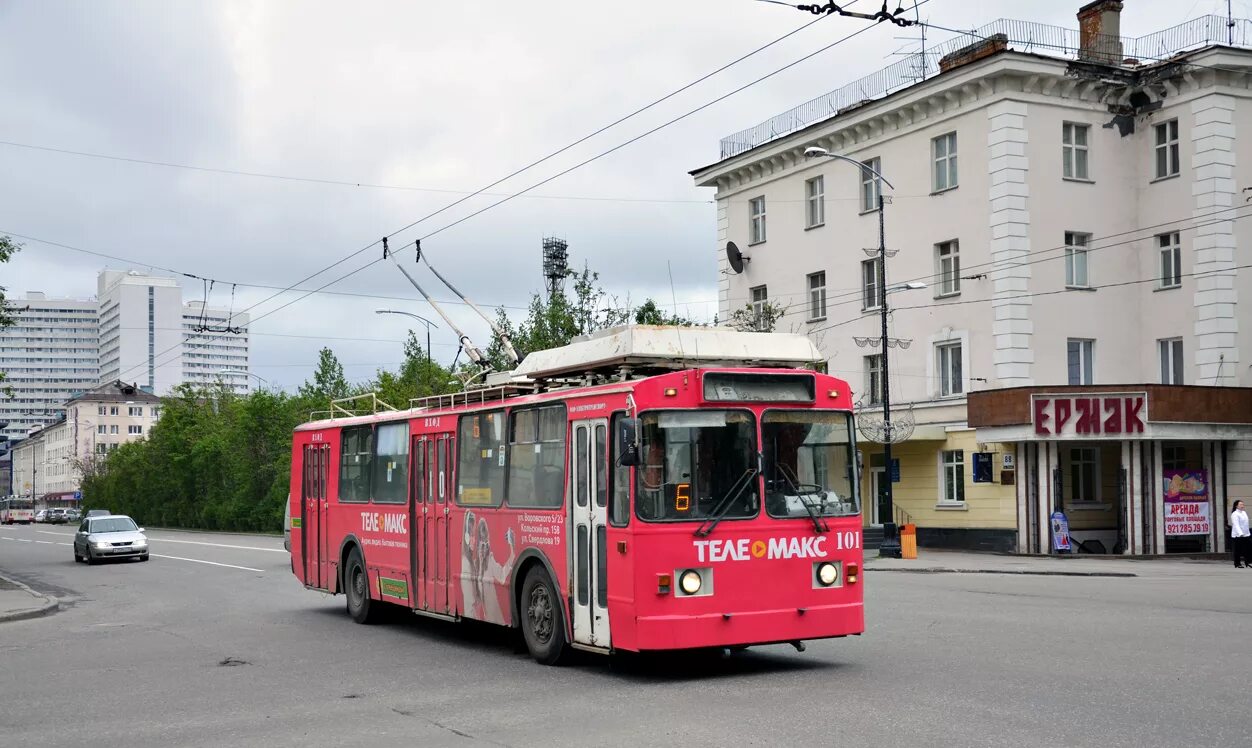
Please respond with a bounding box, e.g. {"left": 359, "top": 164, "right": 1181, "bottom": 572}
{"left": 726, "top": 241, "right": 749, "bottom": 274}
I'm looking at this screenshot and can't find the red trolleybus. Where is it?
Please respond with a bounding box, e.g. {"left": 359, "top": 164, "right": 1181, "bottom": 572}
{"left": 1, "top": 497, "right": 35, "bottom": 525}
{"left": 289, "top": 327, "right": 863, "bottom": 664}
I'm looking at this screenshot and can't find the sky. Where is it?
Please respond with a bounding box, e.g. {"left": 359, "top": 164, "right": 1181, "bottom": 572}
{"left": 0, "top": 0, "right": 1240, "bottom": 390}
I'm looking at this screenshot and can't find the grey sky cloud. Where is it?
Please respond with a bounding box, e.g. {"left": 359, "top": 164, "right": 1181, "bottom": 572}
{"left": 0, "top": 0, "right": 1228, "bottom": 387}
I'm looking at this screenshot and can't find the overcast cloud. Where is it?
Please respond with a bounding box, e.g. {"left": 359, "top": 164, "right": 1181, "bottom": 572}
{"left": 0, "top": 0, "right": 1235, "bottom": 389}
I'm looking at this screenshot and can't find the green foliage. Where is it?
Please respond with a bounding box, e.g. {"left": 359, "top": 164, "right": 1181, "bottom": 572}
{"left": 728, "top": 300, "right": 788, "bottom": 332}
{"left": 633, "top": 298, "right": 696, "bottom": 326}
{"left": 298, "top": 347, "right": 350, "bottom": 402}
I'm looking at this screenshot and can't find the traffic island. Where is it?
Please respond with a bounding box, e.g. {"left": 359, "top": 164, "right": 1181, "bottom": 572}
{"left": 0, "top": 572, "right": 60, "bottom": 623}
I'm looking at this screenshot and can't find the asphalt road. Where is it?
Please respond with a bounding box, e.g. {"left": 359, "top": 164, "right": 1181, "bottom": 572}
{"left": 1, "top": 523, "right": 1249, "bottom": 747}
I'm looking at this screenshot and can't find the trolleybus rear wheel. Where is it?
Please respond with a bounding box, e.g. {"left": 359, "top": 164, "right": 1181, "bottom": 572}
{"left": 345, "top": 548, "right": 383, "bottom": 625}
{"left": 520, "top": 568, "right": 565, "bottom": 665}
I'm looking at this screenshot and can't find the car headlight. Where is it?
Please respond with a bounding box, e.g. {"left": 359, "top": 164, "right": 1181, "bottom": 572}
{"left": 679, "top": 569, "right": 702, "bottom": 595}
{"left": 134, "top": 539, "right": 148, "bottom": 547}
{"left": 816, "top": 562, "right": 839, "bottom": 587}
{"left": 94, "top": 541, "right": 110, "bottom": 549}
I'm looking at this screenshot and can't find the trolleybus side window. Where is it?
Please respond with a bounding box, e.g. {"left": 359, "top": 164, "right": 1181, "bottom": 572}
{"left": 456, "top": 411, "right": 505, "bottom": 507}
{"left": 506, "top": 405, "right": 566, "bottom": 509}
{"left": 594, "top": 424, "right": 607, "bottom": 508}
{"left": 636, "top": 410, "right": 759, "bottom": 522}
{"left": 575, "top": 427, "right": 588, "bottom": 507}
{"left": 608, "top": 413, "right": 631, "bottom": 526}
{"left": 372, "top": 422, "right": 409, "bottom": 504}
{"left": 339, "top": 426, "right": 374, "bottom": 503}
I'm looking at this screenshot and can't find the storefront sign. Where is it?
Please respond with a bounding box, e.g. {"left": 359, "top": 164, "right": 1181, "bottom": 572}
{"left": 1032, "top": 393, "right": 1147, "bottom": 438}
{"left": 1163, "top": 469, "right": 1211, "bottom": 536}
{"left": 1051, "top": 511, "right": 1071, "bottom": 552}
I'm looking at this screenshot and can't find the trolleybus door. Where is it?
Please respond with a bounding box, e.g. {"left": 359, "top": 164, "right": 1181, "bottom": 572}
{"left": 570, "top": 419, "right": 611, "bottom": 648}
{"left": 435, "top": 433, "right": 453, "bottom": 614}
{"left": 302, "top": 443, "right": 329, "bottom": 589}
{"left": 409, "top": 435, "right": 426, "bottom": 610}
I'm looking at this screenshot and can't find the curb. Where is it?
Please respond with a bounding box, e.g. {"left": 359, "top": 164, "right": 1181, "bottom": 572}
{"left": 145, "top": 526, "right": 283, "bottom": 539}
{"left": 867, "top": 567, "right": 1136, "bottom": 578}
{"left": 0, "top": 572, "right": 60, "bottom": 623}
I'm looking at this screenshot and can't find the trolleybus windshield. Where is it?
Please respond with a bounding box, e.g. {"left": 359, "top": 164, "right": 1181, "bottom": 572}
{"left": 762, "top": 410, "right": 859, "bottom": 519}
{"left": 635, "top": 410, "right": 757, "bottom": 522}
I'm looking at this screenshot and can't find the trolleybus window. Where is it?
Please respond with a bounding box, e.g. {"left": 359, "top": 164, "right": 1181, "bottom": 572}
{"left": 505, "top": 405, "right": 566, "bottom": 509}
{"left": 340, "top": 426, "right": 374, "bottom": 503}
{"left": 609, "top": 414, "right": 630, "bottom": 526}
{"left": 372, "top": 422, "right": 409, "bottom": 504}
{"left": 457, "top": 411, "right": 505, "bottom": 507}
{"left": 762, "top": 411, "right": 859, "bottom": 518}
{"left": 636, "top": 410, "right": 758, "bottom": 522}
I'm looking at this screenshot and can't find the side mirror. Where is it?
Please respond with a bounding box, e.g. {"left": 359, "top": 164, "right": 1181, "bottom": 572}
{"left": 137, "top": 528, "right": 145, "bottom": 533}
{"left": 617, "top": 417, "right": 640, "bottom": 467}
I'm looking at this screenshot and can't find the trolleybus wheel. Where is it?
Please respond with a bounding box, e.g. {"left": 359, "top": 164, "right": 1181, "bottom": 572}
{"left": 345, "top": 548, "right": 383, "bottom": 625}
{"left": 520, "top": 568, "right": 566, "bottom": 665}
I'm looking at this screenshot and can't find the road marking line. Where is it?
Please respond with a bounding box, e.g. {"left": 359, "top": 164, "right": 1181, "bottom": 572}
{"left": 56, "top": 543, "right": 71, "bottom": 546}
{"left": 37, "top": 531, "right": 71, "bottom": 537}
{"left": 17, "top": 539, "right": 31, "bottom": 543}
{"left": 1, "top": 537, "right": 12, "bottom": 541}
{"left": 150, "top": 553, "right": 263, "bottom": 572}
{"left": 34, "top": 540, "right": 53, "bottom": 545}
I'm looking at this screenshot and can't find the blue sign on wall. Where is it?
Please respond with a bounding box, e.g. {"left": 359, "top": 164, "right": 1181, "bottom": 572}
{"left": 890, "top": 458, "right": 900, "bottom": 483}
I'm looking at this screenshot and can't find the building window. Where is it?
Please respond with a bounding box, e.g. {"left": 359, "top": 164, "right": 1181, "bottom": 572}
{"left": 1064, "top": 231, "right": 1090, "bottom": 288}
{"left": 506, "top": 406, "right": 567, "bottom": 509}
{"left": 861, "top": 259, "right": 882, "bottom": 311}
{"left": 151, "top": 407, "right": 161, "bottom": 418}
{"left": 1067, "top": 339, "right": 1095, "bottom": 385}
{"left": 1159, "top": 338, "right": 1184, "bottom": 385}
{"left": 805, "top": 176, "right": 824, "bottom": 228}
{"left": 1158, "top": 232, "right": 1181, "bottom": 289}
{"left": 865, "top": 354, "right": 883, "bottom": 406}
{"left": 936, "top": 341, "right": 963, "bottom": 397}
{"left": 109, "top": 425, "right": 119, "bottom": 435}
{"left": 750, "top": 286, "right": 768, "bottom": 330}
{"left": 1162, "top": 445, "right": 1187, "bottom": 470}
{"left": 97, "top": 406, "right": 106, "bottom": 416}
{"left": 97, "top": 425, "right": 107, "bottom": 435}
{"left": 1068, "top": 447, "right": 1098, "bottom": 503}
{"left": 128, "top": 425, "right": 143, "bottom": 435}
{"left": 96, "top": 444, "right": 107, "bottom": 455}
{"left": 860, "top": 157, "right": 881, "bottom": 212}
{"left": 1154, "top": 119, "right": 1180, "bottom": 179}
{"left": 807, "top": 272, "right": 827, "bottom": 321}
{"left": 932, "top": 132, "right": 958, "bottom": 192}
{"left": 941, "top": 450, "right": 965, "bottom": 504}
{"left": 935, "top": 240, "right": 960, "bottom": 296}
{"left": 1062, "top": 123, "right": 1090, "bottom": 180}
{"left": 128, "top": 406, "right": 143, "bottom": 417}
{"left": 109, "top": 406, "right": 118, "bottom": 416}
{"left": 749, "top": 196, "right": 767, "bottom": 244}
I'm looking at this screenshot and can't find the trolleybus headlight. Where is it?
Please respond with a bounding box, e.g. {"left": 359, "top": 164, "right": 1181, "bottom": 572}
{"left": 679, "top": 569, "right": 702, "bottom": 595}
{"left": 816, "top": 562, "right": 839, "bottom": 587}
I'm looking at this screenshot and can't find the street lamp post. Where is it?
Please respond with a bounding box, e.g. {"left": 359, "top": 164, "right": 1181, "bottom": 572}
{"left": 804, "top": 146, "right": 923, "bottom": 559}
{"left": 217, "top": 369, "right": 268, "bottom": 389}
{"left": 374, "top": 309, "right": 440, "bottom": 368}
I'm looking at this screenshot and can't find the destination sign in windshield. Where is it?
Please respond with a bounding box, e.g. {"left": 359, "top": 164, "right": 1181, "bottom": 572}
{"left": 702, "top": 373, "right": 815, "bottom": 403}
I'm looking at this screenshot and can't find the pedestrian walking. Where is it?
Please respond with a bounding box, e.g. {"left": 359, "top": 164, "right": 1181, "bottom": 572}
{"left": 1231, "top": 500, "right": 1250, "bottom": 568}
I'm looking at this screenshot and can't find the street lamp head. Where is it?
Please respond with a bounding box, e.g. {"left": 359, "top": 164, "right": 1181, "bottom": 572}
{"left": 903, "top": 282, "right": 927, "bottom": 290}
{"left": 803, "top": 146, "right": 830, "bottom": 159}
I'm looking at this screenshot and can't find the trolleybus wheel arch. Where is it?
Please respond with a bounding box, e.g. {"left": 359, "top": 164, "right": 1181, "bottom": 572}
{"left": 344, "top": 547, "right": 383, "bottom": 625}
{"left": 519, "top": 567, "right": 566, "bottom": 666}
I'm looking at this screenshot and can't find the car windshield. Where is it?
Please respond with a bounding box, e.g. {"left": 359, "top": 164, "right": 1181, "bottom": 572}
{"left": 90, "top": 517, "right": 139, "bottom": 533}
{"left": 635, "top": 410, "right": 758, "bottom": 522}
{"left": 763, "top": 411, "right": 860, "bottom": 519}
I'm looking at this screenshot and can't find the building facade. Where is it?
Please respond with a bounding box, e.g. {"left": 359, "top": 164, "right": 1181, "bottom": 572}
{"left": 182, "top": 301, "right": 252, "bottom": 393}
{"left": 97, "top": 270, "right": 186, "bottom": 395}
{"left": 691, "top": 4, "right": 1252, "bottom": 552}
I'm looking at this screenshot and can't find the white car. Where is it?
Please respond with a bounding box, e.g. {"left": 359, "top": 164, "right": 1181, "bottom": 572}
{"left": 73, "top": 515, "right": 150, "bottom": 564}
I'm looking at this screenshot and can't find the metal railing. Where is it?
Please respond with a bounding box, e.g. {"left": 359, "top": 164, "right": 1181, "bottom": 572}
{"left": 718, "top": 15, "right": 1252, "bottom": 160}
{"left": 328, "top": 392, "right": 397, "bottom": 419}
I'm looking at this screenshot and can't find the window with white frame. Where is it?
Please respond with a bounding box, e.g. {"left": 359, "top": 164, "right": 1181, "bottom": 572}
{"left": 128, "top": 406, "right": 143, "bottom": 417}
{"left": 935, "top": 240, "right": 960, "bottom": 296}
{"left": 109, "top": 425, "right": 119, "bottom": 435}
{"left": 941, "top": 450, "right": 965, "bottom": 504}
{"left": 932, "top": 132, "right": 958, "bottom": 191}
{"left": 152, "top": 407, "right": 161, "bottom": 419}
{"left": 96, "top": 444, "right": 107, "bottom": 455}
{"left": 805, "top": 176, "right": 824, "bottom": 228}
{"left": 128, "top": 425, "right": 143, "bottom": 435}
{"left": 861, "top": 259, "right": 882, "bottom": 311}
{"left": 1159, "top": 337, "right": 1184, "bottom": 385}
{"left": 1158, "top": 232, "right": 1181, "bottom": 289}
{"left": 1068, "top": 446, "right": 1099, "bottom": 503}
{"left": 749, "top": 196, "right": 767, "bottom": 244}
{"left": 1154, "top": 119, "right": 1180, "bottom": 179}
{"left": 1064, "top": 231, "right": 1090, "bottom": 288}
{"left": 109, "top": 406, "right": 118, "bottom": 416}
{"left": 865, "top": 354, "right": 883, "bottom": 406}
{"left": 807, "top": 271, "right": 827, "bottom": 320}
{"left": 936, "top": 341, "right": 963, "bottom": 397}
{"left": 750, "top": 286, "right": 768, "bottom": 330}
{"left": 1062, "top": 123, "right": 1090, "bottom": 180}
{"left": 97, "top": 405, "right": 106, "bottom": 416}
{"left": 860, "top": 157, "right": 881, "bottom": 212}
{"left": 1066, "top": 338, "right": 1094, "bottom": 385}
{"left": 96, "top": 425, "right": 107, "bottom": 435}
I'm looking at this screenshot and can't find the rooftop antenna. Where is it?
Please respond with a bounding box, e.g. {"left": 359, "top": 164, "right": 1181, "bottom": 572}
{"left": 417, "top": 240, "right": 521, "bottom": 365}
{"left": 383, "top": 237, "right": 488, "bottom": 369}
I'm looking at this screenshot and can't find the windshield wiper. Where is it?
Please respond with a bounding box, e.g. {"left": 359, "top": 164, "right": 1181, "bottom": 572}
{"left": 694, "top": 467, "right": 759, "bottom": 538}
{"left": 774, "top": 463, "right": 829, "bottom": 534}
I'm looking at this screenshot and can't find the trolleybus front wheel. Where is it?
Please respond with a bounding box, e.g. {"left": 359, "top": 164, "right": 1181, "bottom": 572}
{"left": 520, "top": 568, "right": 566, "bottom": 665}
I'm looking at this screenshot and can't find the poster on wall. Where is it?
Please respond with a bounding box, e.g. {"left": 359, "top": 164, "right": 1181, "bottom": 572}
{"left": 1163, "top": 469, "right": 1211, "bottom": 536}
{"left": 1051, "top": 511, "right": 1071, "bottom": 552}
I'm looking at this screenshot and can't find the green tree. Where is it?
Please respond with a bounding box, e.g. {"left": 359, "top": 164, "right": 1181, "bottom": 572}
{"left": 633, "top": 298, "right": 696, "bottom": 326}
{"left": 298, "top": 347, "right": 350, "bottom": 403}
{"left": 729, "top": 300, "right": 787, "bottom": 332}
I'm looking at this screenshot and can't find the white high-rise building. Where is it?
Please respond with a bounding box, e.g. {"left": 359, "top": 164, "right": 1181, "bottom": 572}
{"left": 182, "top": 301, "right": 252, "bottom": 393}
{"left": 97, "top": 270, "right": 184, "bottom": 394}
{"left": 0, "top": 293, "right": 98, "bottom": 444}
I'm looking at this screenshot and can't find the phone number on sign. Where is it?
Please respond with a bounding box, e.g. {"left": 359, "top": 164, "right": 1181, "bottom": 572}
{"left": 1165, "top": 522, "right": 1210, "bottom": 535}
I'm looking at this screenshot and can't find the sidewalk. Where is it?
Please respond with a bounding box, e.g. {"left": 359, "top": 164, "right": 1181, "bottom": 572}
{"left": 0, "top": 573, "right": 59, "bottom": 623}
{"left": 863, "top": 548, "right": 1229, "bottom": 577}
